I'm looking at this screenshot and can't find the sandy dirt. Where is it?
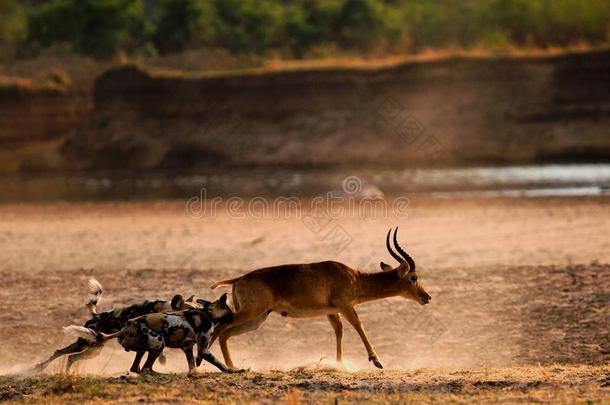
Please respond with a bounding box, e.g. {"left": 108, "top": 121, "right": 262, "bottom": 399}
{"left": 0, "top": 196, "right": 608, "bottom": 402}
{"left": 1, "top": 366, "right": 608, "bottom": 404}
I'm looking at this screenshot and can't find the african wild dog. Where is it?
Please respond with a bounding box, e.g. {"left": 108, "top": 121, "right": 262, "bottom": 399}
{"left": 65, "top": 293, "right": 237, "bottom": 374}
{"left": 35, "top": 279, "right": 199, "bottom": 372}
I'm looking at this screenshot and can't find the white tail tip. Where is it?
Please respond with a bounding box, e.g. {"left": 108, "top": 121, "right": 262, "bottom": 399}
{"left": 63, "top": 325, "right": 98, "bottom": 343}
{"left": 87, "top": 278, "right": 103, "bottom": 304}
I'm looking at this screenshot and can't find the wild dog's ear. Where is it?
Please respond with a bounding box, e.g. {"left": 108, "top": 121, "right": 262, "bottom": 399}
{"left": 380, "top": 262, "right": 393, "bottom": 272}
{"left": 171, "top": 294, "right": 184, "bottom": 310}
{"left": 183, "top": 301, "right": 199, "bottom": 309}
{"left": 186, "top": 295, "right": 195, "bottom": 302}
{"left": 397, "top": 262, "right": 410, "bottom": 279}
{"left": 219, "top": 293, "right": 228, "bottom": 306}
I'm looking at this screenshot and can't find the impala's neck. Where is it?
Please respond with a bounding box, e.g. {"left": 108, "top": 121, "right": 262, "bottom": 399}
{"left": 355, "top": 270, "right": 403, "bottom": 303}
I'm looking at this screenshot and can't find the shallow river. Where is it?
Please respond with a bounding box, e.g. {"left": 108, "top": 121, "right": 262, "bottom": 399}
{"left": 0, "top": 163, "right": 608, "bottom": 202}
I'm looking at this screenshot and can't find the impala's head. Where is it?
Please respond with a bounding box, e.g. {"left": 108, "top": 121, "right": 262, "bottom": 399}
{"left": 380, "top": 227, "right": 431, "bottom": 305}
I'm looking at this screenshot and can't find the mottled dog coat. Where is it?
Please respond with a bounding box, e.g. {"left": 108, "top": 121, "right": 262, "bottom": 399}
{"left": 66, "top": 293, "right": 235, "bottom": 374}
{"left": 35, "top": 279, "right": 198, "bottom": 371}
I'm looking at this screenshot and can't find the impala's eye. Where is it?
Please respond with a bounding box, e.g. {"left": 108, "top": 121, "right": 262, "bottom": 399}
{"left": 411, "top": 276, "right": 417, "bottom": 283}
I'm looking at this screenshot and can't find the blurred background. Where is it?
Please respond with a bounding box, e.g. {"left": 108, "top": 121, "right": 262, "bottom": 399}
{"left": 0, "top": 0, "right": 609, "bottom": 200}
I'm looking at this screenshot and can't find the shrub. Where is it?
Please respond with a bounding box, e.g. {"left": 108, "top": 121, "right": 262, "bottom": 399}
{"left": 153, "top": 0, "right": 217, "bottom": 53}
{"left": 212, "top": 0, "right": 284, "bottom": 54}
{"left": 0, "top": 0, "right": 27, "bottom": 60}
{"left": 27, "top": 0, "right": 148, "bottom": 58}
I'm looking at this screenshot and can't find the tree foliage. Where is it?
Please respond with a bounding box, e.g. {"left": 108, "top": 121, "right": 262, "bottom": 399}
{"left": 27, "top": 0, "right": 148, "bottom": 58}
{"left": 0, "top": 0, "right": 27, "bottom": 60}
{"left": 8, "top": 0, "right": 610, "bottom": 60}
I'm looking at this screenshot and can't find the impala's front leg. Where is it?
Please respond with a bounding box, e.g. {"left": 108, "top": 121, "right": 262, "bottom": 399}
{"left": 340, "top": 307, "right": 383, "bottom": 369}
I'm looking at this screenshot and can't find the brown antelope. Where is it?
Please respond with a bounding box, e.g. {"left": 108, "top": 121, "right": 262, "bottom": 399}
{"left": 210, "top": 227, "right": 431, "bottom": 369}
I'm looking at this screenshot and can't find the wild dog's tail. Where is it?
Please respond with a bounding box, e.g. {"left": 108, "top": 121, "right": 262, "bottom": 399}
{"left": 63, "top": 325, "right": 101, "bottom": 343}
{"left": 63, "top": 325, "right": 125, "bottom": 343}
{"left": 210, "top": 276, "right": 240, "bottom": 289}
{"left": 86, "top": 278, "right": 104, "bottom": 316}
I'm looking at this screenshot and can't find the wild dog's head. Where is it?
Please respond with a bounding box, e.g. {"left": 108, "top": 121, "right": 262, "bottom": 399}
{"left": 196, "top": 293, "right": 234, "bottom": 324}
{"left": 170, "top": 294, "right": 201, "bottom": 310}
{"left": 194, "top": 293, "right": 234, "bottom": 367}
{"left": 84, "top": 310, "right": 121, "bottom": 331}
{"left": 380, "top": 227, "right": 431, "bottom": 306}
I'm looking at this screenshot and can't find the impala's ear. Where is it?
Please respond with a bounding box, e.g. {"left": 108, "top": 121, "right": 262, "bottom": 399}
{"left": 397, "top": 262, "right": 411, "bottom": 278}
{"left": 219, "top": 293, "right": 228, "bottom": 305}
{"left": 380, "top": 262, "right": 393, "bottom": 272}
{"left": 186, "top": 295, "right": 195, "bottom": 302}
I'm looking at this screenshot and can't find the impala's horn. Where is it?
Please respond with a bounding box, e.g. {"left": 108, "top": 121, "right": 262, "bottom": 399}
{"left": 386, "top": 228, "right": 404, "bottom": 264}
{"left": 393, "top": 227, "right": 416, "bottom": 271}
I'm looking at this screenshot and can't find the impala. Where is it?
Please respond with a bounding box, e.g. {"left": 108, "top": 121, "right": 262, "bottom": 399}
{"left": 210, "top": 227, "right": 431, "bottom": 369}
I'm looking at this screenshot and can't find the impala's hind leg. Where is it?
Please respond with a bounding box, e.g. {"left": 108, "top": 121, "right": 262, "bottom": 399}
{"left": 213, "top": 280, "right": 274, "bottom": 368}
{"left": 66, "top": 343, "right": 103, "bottom": 371}
{"left": 327, "top": 314, "right": 344, "bottom": 363}
{"left": 217, "top": 312, "right": 268, "bottom": 369}
{"left": 35, "top": 338, "right": 90, "bottom": 372}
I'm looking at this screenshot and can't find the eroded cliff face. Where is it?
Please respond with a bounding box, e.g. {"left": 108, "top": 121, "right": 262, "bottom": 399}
{"left": 62, "top": 50, "right": 610, "bottom": 170}
{"left": 0, "top": 78, "right": 90, "bottom": 172}
{"left": 2, "top": 50, "right": 609, "bottom": 173}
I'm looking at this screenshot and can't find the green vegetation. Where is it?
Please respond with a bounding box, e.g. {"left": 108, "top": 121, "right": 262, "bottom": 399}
{"left": 0, "top": 0, "right": 27, "bottom": 60}
{"left": 26, "top": 0, "right": 150, "bottom": 58}
{"left": 2, "top": 0, "right": 610, "bottom": 60}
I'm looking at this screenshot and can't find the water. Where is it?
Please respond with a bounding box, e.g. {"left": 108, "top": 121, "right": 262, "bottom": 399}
{"left": 0, "top": 163, "right": 608, "bottom": 203}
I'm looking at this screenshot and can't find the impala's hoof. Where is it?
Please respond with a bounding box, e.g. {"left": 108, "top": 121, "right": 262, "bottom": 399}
{"left": 370, "top": 356, "right": 383, "bottom": 369}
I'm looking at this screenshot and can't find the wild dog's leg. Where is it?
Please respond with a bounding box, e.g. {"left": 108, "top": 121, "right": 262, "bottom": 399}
{"left": 182, "top": 346, "right": 196, "bottom": 374}
{"left": 339, "top": 306, "right": 383, "bottom": 369}
{"left": 327, "top": 314, "right": 344, "bottom": 363}
{"left": 216, "top": 312, "right": 268, "bottom": 369}
{"left": 136, "top": 324, "right": 165, "bottom": 373}
{"left": 140, "top": 350, "right": 162, "bottom": 373}
{"left": 130, "top": 351, "right": 145, "bottom": 373}
{"left": 35, "top": 338, "right": 90, "bottom": 371}
{"left": 198, "top": 350, "right": 241, "bottom": 373}
{"left": 66, "top": 343, "right": 104, "bottom": 371}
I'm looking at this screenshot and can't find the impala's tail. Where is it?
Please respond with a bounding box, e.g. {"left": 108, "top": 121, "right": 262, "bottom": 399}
{"left": 210, "top": 276, "right": 240, "bottom": 289}
{"left": 86, "top": 278, "right": 104, "bottom": 316}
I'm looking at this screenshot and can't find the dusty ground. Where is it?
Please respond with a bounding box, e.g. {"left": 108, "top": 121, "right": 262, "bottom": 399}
{"left": 0, "top": 196, "right": 608, "bottom": 402}
{"left": 1, "top": 366, "right": 608, "bottom": 404}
